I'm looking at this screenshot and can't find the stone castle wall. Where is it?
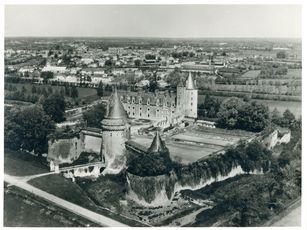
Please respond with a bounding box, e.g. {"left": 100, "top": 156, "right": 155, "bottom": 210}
{"left": 47, "top": 137, "right": 84, "bottom": 164}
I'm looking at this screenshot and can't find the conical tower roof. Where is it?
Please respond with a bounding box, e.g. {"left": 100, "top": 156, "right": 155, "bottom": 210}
{"left": 148, "top": 131, "right": 168, "bottom": 153}
{"left": 186, "top": 72, "right": 196, "bottom": 90}
{"left": 106, "top": 87, "right": 128, "bottom": 119}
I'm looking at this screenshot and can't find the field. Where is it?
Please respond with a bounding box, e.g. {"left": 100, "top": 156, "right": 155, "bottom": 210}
{"left": 28, "top": 174, "right": 96, "bottom": 208}
{"left": 239, "top": 70, "right": 260, "bottom": 79}
{"left": 285, "top": 68, "right": 301, "bottom": 79}
{"left": 4, "top": 149, "right": 49, "bottom": 176}
{"left": 4, "top": 185, "right": 98, "bottom": 227}
{"left": 131, "top": 127, "right": 254, "bottom": 164}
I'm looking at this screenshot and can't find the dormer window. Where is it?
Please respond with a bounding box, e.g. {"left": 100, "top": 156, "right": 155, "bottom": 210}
{"left": 147, "top": 99, "right": 150, "bottom": 105}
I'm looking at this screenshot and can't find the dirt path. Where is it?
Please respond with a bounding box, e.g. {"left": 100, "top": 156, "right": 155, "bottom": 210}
{"left": 264, "top": 198, "right": 301, "bottom": 227}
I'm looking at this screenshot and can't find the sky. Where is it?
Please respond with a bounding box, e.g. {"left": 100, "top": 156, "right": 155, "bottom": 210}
{"left": 5, "top": 5, "right": 302, "bottom": 38}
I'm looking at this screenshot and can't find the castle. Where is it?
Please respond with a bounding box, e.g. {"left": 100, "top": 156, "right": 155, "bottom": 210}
{"left": 47, "top": 73, "right": 198, "bottom": 175}
{"left": 119, "top": 72, "right": 198, "bottom": 126}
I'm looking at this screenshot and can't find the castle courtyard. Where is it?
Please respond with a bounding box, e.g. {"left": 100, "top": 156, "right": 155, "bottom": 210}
{"left": 130, "top": 126, "right": 256, "bottom": 164}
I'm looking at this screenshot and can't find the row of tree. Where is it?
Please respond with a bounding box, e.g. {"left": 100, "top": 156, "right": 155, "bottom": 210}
{"left": 199, "top": 93, "right": 297, "bottom": 133}
{"left": 198, "top": 95, "right": 270, "bottom": 132}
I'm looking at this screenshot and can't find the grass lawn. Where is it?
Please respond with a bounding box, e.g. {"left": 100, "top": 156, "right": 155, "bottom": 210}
{"left": 28, "top": 174, "right": 95, "bottom": 208}
{"left": 4, "top": 149, "right": 49, "bottom": 176}
{"left": 4, "top": 186, "right": 99, "bottom": 227}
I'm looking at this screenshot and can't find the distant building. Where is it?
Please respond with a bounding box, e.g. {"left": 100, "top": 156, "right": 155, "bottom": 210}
{"left": 42, "top": 65, "right": 67, "bottom": 74}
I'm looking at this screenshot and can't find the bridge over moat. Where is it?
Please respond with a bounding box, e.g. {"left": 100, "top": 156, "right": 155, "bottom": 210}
{"left": 59, "top": 162, "right": 106, "bottom": 180}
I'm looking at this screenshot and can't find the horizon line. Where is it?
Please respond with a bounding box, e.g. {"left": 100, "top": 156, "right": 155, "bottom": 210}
{"left": 5, "top": 35, "right": 302, "bottom": 40}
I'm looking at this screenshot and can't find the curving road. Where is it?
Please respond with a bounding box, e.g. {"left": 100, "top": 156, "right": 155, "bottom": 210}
{"left": 271, "top": 205, "right": 301, "bottom": 227}
{"left": 4, "top": 174, "right": 128, "bottom": 227}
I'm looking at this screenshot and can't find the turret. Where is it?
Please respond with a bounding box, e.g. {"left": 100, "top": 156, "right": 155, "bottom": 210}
{"left": 148, "top": 131, "right": 168, "bottom": 154}
{"left": 101, "top": 87, "right": 130, "bottom": 174}
{"left": 184, "top": 72, "right": 198, "bottom": 119}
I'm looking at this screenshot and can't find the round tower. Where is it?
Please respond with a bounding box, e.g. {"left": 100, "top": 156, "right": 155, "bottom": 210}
{"left": 185, "top": 72, "right": 198, "bottom": 118}
{"left": 101, "top": 88, "right": 130, "bottom": 174}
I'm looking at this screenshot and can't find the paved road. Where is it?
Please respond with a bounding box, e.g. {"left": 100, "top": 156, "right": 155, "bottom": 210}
{"left": 271, "top": 205, "right": 301, "bottom": 227}
{"left": 4, "top": 174, "right": 127, "bottom": 227}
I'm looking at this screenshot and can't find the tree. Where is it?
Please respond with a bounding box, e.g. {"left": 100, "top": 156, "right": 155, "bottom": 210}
{"left": 145, "top": 54, "right": 156, "bottom": 60}
{"left": 70, "top": 86, "right": 79, "bottom": 99}
{"left": 165, "top": 68, "right": 185, "bottom": 87}
{"left": 200, "top": 93, "right": 221, "bottom": 118}
{"left": 21, "top": 85, "right": 27, "bottom": 94}
{"left": 104, "top": 59, "right": 113, "bottom": 67}
{"left": 40, "top": 58, "right": 47, "bottom": 67}
{"left": 96, "top": 82, "right": 104, "bottom": 97}
{"left": 31, "top": 85, "right": 37, "bottom": 94}
{"left": 82, "top": 103, "right": 107, "bottom": 128}
{"left": 64, "top": 85, "right": 71, "bottom": 97}
{"left": 274, "top": 109, "right": 296, "bottom": 128}
{"left": 4, "top": 105, "right": 55, "bottom": 155}
{"left": 47, "top": 86, "right": 53, "bottom": 94}
{"left": 42, "top": 94, "right": 66, "bottom": 122}
{"left": 134, "top": 59, "right": 141, "bottom": 67}
{"left": 41, "top": 71, "right": 54, "bottom": 83}
{"left": 283, "top": 109, "right": 295, "bottom": 123}
{"left": 271, "top": 108, "right": 282, "bottom": 125}
{"left": 237, "top": 101, "right": 270, "bottom": 132}
{"left": 217, "top": 98, "right": 269, "bottom": 132}
{"left": 148, "top": 80, "right": 158, "bottom": 93}
{"left": 276, "top": 51, "right": 287, "bottom": 59}
{"left": 217, "top": 97, "right": 245, "bottom": 129}
{"left": 41, "top": 87, "right": 48, "bottom": 97}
